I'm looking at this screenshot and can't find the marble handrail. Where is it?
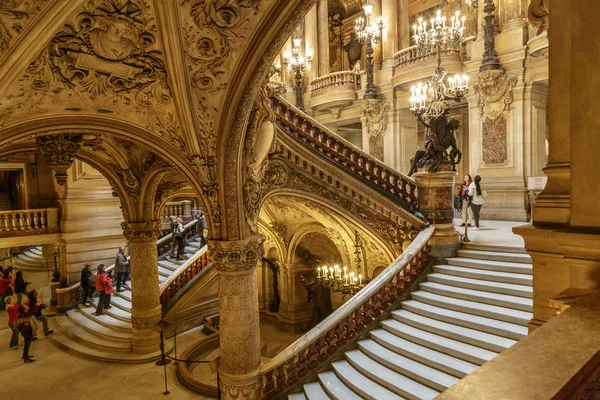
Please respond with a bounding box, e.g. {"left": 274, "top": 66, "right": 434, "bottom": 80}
{"left": 271, "top": 95, "right": 418, "bottom": 209}
{"left": 0, "top": 208, "right": 59, "bottom": 235}
{"left": 259, "top": 225, "right": 434, "bottom": 397}
{"left": 310, "top": 70, "right": 361, "bottom": 94}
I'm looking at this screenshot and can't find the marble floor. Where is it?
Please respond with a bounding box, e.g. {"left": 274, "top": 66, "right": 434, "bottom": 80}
{"left": 454, "top": 219, "right": 529, "bottom": 248}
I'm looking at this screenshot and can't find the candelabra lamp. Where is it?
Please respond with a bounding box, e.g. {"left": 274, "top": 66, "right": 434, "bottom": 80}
{"left": 287, "top": 38, "right": 311, "bottom": 111}
{"left": 409, "top": 9, "right": 469, "bottom": 118}
{"left": 355, "top": 0, "right": 384, "bottom": 100}
{"left": 465, "top": 0, "right": 502, "bottom": 71}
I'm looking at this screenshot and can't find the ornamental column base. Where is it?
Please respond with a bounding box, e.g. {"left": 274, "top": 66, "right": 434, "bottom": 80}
{"left": 414, "top": 171, "right": 460, "bottom": 259}
{"left": 131, "top": 305, "right": 162, "bottom": 354}
{"left": 219, "top": 370, "right": 262, "bottom": 400}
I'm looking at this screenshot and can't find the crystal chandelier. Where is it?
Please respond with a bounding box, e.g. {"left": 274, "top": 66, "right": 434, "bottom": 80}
{"left": 409, "top": 9, "right": 469, "bottom": 117}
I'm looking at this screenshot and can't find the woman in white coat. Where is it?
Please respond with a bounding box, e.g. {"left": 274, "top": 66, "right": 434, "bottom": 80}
{"left": 468, "top": 175, "right": 488, "bottom": 230}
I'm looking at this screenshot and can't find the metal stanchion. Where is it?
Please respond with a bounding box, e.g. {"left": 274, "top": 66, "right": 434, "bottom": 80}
{"left": 463, "top": 204, "right": 470, "bottom": 243}
{"left": 155, "top": 321, "right": 171, "bottom": 395}
{"left": 173, "top": 329, "right": 178, "bottom": 366}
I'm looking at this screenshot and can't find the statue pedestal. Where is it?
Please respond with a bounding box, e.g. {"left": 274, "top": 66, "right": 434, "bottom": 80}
{"left": 414, "top": 171, "right": 460, "bottom": 260}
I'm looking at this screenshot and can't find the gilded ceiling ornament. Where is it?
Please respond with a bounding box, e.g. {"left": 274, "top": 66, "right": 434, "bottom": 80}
{"left": 0, "top": 0, "right": 47, "bottom": 54}
{"left": 35, "top": 133, "right": 84, "bottom": 186}
{"left": 474, "top": 69, "right": 517, "bottom": 122}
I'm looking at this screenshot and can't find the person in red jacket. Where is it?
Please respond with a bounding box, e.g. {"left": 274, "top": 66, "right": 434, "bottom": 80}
{"left": 0, "top": 268, "right": 13, "bottom": 311}
{"left": 6, "top": 295, "right": 19, "bottom": 350}
{"left": 104, "top": 270, "right": 115, "bottom": 311}
{"left": 95, "top": 264, "right": 108, "bottom": 316}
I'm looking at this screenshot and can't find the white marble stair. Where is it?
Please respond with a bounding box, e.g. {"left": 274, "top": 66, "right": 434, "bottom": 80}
{"left": 50, "top": 237, "right": 205, "bottom": 362}
{"left": 288, "top": 244, "right": 533, "bottom": 399}
{"left": 13, "top": 246, "right": 45, "bottom": 270}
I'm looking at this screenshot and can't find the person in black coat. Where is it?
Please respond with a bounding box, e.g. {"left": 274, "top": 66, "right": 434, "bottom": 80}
{"left": 13, "top": 271, "right": 29, "bottom": 305}
{"left": 80, "top": 263, "right": 94, "bottom": 305}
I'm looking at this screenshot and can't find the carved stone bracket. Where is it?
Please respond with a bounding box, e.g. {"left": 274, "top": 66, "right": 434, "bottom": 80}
{"left": 361, "top": 99, "right": 390, "bottom": 161}
{"left": 35, "top": 133, "right": 84, "bottom": 186}
{"left": 121, "top": 220, "right": 162, "bottom": 243}
{"left": 209, "top": 236, "right": 265, "bottom": 273}
{"left": 474, "top": 69, "right": 517, "bottom": 122}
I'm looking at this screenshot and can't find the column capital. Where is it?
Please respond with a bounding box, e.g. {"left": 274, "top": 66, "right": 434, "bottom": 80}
{"left": 121, "top": 221, "right": 162, "bottom": 242}
{"left": 209, "top": 235, "right": 264, "bottom": 273}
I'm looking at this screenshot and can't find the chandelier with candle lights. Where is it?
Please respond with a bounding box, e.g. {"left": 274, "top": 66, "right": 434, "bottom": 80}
{"left": 286, "top": 38, "right": 312, "bottom": 111}
{"left": 315, "top": 230, "right": 367, "bottom": 298}
{"left": 355, "top": 0, "right": 384, "bottom": 99}
{"left": 409, "top": 9, "right": 469, "bottom": 118}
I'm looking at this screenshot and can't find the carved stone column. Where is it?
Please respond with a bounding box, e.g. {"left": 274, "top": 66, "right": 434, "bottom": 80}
{"left": 382, "top": 0, "right": 397, "bottom": 66}
{"left": 372, "top": 0, "right": 383, "bottom": 70}
{"left": 211, "top": 236, "right": 264, "bottom": 399}
{"left": 398, "top": 0, "right": 410, "bottom": 50}
{"left": 305, "top": 5, "right": 319, "bottom": 84}
{"left": 361, "top": 99, "right": 390, "bottom": 161}
{"left": 317, "top": 0, "right": 329, "bottom": 76}
{"left": 122, "top": 221, "right": 162, "bottom": 354}
{"left": 413, "top": 172, "right": 460, "bottom": 259}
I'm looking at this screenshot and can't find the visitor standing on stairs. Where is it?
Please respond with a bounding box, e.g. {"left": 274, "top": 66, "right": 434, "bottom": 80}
{"left": 6, "top": 295, "right": 19, "bottom": 350}
{"left": 468, "top": 175, "right": 488, "bottom": 230}
{"left": 104, "top": 270, "right": 115, "bottom": 310}
{"left": 27, "top": 290, "right": 53, "bottom": 337}
{"left": 458, "top": 174, "right": 473, "bottom": 227}
{"left": 114, "top": 247, "right": 129, "bottom": 293}
{"left": 172, "top": 217, "right": 186, "bottom": 261}
{"left": 13, "top": 271, "right": 30, "bottom": 305}
{"left": 80, "top": 263, "right": 94, "bottom": 305}
{"left": 94, "top": 264, "right": 109, "bottom": 316}
{"left": 16, "top": 300, "right": 35, "bottom": 363}
{"left": 169, "top": 215, "right": 177, "bottom": 257}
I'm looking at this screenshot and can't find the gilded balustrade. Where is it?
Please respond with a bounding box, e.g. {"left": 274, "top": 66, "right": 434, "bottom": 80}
{"left": 0, "top": 208, "right": 59, "bottom": 237}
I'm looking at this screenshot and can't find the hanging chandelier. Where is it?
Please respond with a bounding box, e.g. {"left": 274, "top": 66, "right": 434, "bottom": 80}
{"left": 409, "top": 9, "right": 469, "bottom": 117}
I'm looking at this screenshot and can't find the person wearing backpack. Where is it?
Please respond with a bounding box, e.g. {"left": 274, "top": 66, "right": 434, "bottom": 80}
{"left": 172, "top": 217, "right": 186, "bottom": 261}
{"left": 468, "top": 175, "right": 488, "bottom": 230}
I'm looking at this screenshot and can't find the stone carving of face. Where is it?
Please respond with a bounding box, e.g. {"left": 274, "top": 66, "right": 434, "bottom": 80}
{"left": 89, "top": 17, "right": 137, "bottom": 61}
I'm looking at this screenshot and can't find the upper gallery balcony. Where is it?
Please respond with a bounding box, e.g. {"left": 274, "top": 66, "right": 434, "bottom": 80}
{"left": 309, "top": 70, "right": 362, "bottom": 116}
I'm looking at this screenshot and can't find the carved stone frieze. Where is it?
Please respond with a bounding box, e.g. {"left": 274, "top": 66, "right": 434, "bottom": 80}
{"left": 0, "top": 0, "right": 48, "bottom": 55}
{"left": 482, "top": 115, "right": 508, "bottom": 165}
{"left": 362, "top": 99, "right": 390, "bottom": 161}
{"left": 269, "top": 221, "right": 287, "bottom": 246}
{"left": 35, "top": 132, "right": 84, "bottom": 185}
{"left": 474, "top": 69, "right": 517, "bottom": 121}
{"left": 209, "top": 235, "right": 265, "bottom": 273}
{"left": 220, "top": 378, "right": 262, "bottom": 400}
{"left": 121, "top": 220, "right": 162, "bottom": 242}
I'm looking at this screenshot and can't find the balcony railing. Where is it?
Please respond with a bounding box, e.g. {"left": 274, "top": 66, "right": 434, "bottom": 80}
{"left": 259, "top": 225, "right": 434, "bottom": 398}
{"left": 310, "top": 71, "right": 361, "bottom": 95}
{"left": 0, "top": 208, "right": 59, "bottom": 237}
{"left": 393, "top": 44, "right": 463, "bottom": 69}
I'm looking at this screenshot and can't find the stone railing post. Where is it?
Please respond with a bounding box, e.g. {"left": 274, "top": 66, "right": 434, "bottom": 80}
{"left": 413, "top": 171, "right": 460, "bottom": 260}
{"left": 122, "top": 221, "right": 162, "bottom": 354}
{"left": 210, "top": 236, "right": 264, "bottom": 399}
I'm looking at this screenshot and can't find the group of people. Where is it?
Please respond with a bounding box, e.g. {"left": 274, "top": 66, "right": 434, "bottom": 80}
{"left": 456, "top": 174, "right": 488, "bottom": 230}
{"left": 2, "top": 266, "right": 53, "bottom": 364}
{"left": 168, "top": 210, "right": 207, "bottom": 260}
{"left": 80, "top": 247, "right": 129, "bottom": 316}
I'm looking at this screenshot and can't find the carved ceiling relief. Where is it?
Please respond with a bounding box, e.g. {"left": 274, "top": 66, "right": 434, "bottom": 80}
{"left": 0, "top": 0, "right": 186, "bottom": 150}
{"left": 362, "top": 99, "right": 389, "bottom": 162}
{"left": 0, "top": 0, "right": 48, "bottom": 55}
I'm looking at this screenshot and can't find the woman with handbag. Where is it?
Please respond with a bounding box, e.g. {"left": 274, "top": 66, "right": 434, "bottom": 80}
{"left": 468, "top": 175, "right": 488, "bottom": 230}
{"left": 458, "top": 174, "right": 472, "bottom": 227}
{"left": 16, "top": 300, "right": 36, "bottom": 363}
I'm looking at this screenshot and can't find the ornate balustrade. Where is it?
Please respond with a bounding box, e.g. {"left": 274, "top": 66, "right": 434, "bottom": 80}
{"left": 160, "top": 200, "right": 194, "bottom": 221}
{"left": 309, "top": 71, "right": 362, "bottom": 114}
{"left": 259, "top": 225, "right": 434, "bottom": 397}
{"left": 271, "top": 95, "right": 418, "bottom": 209}
{"left": 160, "top": 247, "right": 211, "bottom": 306}
{"left": 56, "top": 220, "right": 199, "bottom": 314}
{"left": 0, "top": 208, "right": 59, "bottom": 237}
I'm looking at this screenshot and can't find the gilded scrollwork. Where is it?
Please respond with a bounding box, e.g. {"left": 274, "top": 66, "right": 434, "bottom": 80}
{"left": 0, "top": 0, "right": 48, "bottom": 55}
{"left": 35, "top": 132, "right": 84, "bottom": 186}
{"left": 474, "top": 69, "right": 517, "bottom": 121}
{"left": 210, "top": 235, "right": 265, "bottom": 273}
{"left": 362, "top": 99, "right": 390, "bottom": 161}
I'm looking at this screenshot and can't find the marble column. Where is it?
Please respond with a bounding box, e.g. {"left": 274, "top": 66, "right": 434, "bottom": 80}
{"left": 122, "top": 221, "right": 162, "bottom": 353}
{"left": 413, "top": 172, "right": 460, "bottom": 260}
{"left": 398, "top": 0, "right": 410, "bottom": 50}
{"left": 280, "top": 37, "right": 295, "bottom": 103}
{"left": 372, "top": 0, "right": 383, "bottom": 70}
{"left": 305, "top": 5, "right": 319, "bottom": 84}
{"left": 382, "top": 0, "right": 397, "bottom": 67}
{"left": 317, "top": 0, "right": 329, "bottom": 76}
{"left": 211, "top": 236, "right": 264, "bottom": 399}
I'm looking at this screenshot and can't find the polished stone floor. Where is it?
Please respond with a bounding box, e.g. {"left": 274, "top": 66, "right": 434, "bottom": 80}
{"left": 454, "top": 219, "right": 528, "bottom": 248}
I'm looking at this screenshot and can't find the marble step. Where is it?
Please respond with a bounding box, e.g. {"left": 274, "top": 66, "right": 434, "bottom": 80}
{"left": 392, "top": 310, "right": 516, "bottom": 352}
{"left": 370, "top": 329, "right": 478, "bottom": 378}
{"left": 87, "top": 300, "right": 132, "bottom": 322}
{"left": 345, "top": 350, "right": 439, "bottom": 400}
{"left": 426, "top": 273, "right": 533, "bottom": 298}
{"left": 318, "top": 370, "right": 362, "bottom": 400}
{"left": 289, "top": 393, "right": 308, "bottom": 400}
{"left": 357, "top": 340, "right": 458, "bottom": 392}
{"left": 49, "top": 329, "right": 162, "bottom": 363}
{"left": 28, "top": 247, "right": 43, "bottom": 256}
{"left": 402, "top": 300, "right": 527, "bottom": 340}
{"left": 56, "top": 315, "right": 131, "bottom": 352}
{"left": 462, "top": 243, "right": 527, "bottom": 254}
{"left": 381, "top": 319, "right": 497, "bottom": 366}
{"left": 158, "top": 266, "right": 172, "bottom": 277}
{"left": 457, "top": 249, "right": 532, "bottom": 264}
{"left": 447, "top": 257, "right": 532, "bottom": 275}
{"left": 159, "top": 275, "right": 167, "bottom": 283}
{"left": 109, "top": 294, "right": 132, "bottom": 312}
{"left": 303, "top": 382, "right": 331, "bottom": 400}
{"left": 419, "top": 281, "right": 532, "bottom": 312}
{"left": 331, "top": 360, "right": 404, "bottom": 400}
{"left": 115, "top": 289, "right": 132, "bottom": 302}
{"left": 158, "top": 260, "right": 179, "bottom": 271}
{"left": 77, "top": 304, "right": 132, "bottom": 333}
{"left": 411, "top": 291, "right": 532, "bottom": 326}
{"left": 187, "top": 242, "right": 204, "bottom": 249}
{"left": 67, "top": 309, "right": 131, "bottom": 341}
{"left": 434, "top": 264, "right": 532, "bottom": 286}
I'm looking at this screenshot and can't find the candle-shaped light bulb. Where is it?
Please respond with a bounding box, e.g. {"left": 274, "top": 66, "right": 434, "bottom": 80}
{"left": 359, "top": 274, "right": 363, "bottom": 285}
{"left": 317, "top": 266, "right": 321, "bottom": 278}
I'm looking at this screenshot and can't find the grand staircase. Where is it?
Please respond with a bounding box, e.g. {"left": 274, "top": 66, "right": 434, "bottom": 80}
{"left": 50, "top": 236, "right": 206, "bottom": 362}
{"left": 288, "top": 243, "right": 533, "bottom": 400}
{"left": 13, "top": 245, "right": 45, "bottom": 270}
